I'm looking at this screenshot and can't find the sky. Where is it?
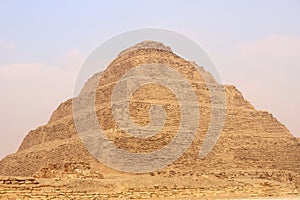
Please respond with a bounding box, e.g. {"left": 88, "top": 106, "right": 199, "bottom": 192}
{"left": 0, "top": 0, "right": 299, "bottom": 159}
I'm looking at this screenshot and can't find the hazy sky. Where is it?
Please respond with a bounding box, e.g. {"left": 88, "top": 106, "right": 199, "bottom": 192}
{"left": 0, "top": 0, "right": 299, "bottom": 159}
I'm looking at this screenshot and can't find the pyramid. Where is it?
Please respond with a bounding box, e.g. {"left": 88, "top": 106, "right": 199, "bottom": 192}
{"left": 1, "top": 41, "right": 300, "bottom": 187}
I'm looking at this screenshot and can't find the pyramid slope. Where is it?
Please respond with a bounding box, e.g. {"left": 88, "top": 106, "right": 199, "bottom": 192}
{"left": 0, "top": 42, "right": 299, "bottom": 186}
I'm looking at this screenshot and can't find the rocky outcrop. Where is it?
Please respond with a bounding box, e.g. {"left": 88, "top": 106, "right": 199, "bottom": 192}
{"left": 34, "top": 162, "right": 103, "bottom": 179}
{"left": 0, "top": 174, "right": 299, "bottom": 199}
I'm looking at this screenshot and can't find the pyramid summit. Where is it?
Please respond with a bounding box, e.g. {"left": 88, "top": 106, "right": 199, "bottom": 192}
{"left": 1, "top": 41, "right": 300, "bottom": 198}
{"left": 118, "top": 40, "right": 173, "bottom": 56}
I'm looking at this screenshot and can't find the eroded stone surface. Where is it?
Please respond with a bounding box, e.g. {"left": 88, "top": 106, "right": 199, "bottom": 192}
{"left": 0, "top": 174, "right": 299, "bottom": 199}
{"left": 0, "top": 41, "right": 299, "bottom": 198}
